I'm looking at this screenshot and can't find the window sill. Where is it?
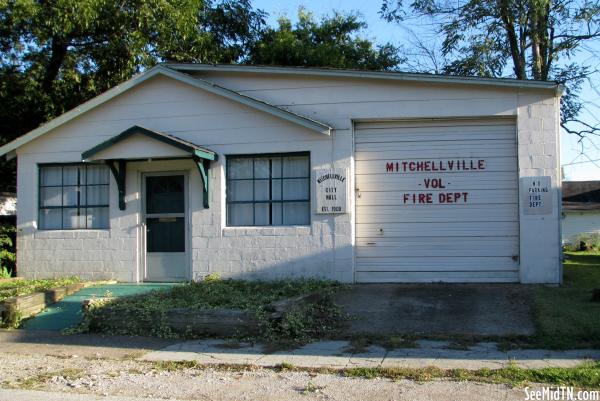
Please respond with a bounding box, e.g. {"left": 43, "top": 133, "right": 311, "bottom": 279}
{"left": 34, "top": 229, "right": 111, "bottom": 239}
{"left": 222, "top": 225, "right": 311, "bottom": 237}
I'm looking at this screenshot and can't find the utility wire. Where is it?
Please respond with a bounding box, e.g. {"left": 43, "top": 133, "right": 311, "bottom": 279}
{"left": 561, "top": 158, "right": 600, "bottom": 166}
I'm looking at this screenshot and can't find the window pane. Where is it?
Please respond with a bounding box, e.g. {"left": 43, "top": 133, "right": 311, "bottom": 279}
{"left": 254, "top": 158, "right": 269, "bottom": 179}
{"left": 39, "top": 209, "right": 62, "bottom": 229}
{"left": 228, "top": 158, "right": 253, "bottom": 179}
{"left": 254, "top": 203, "right": 269, "bottom": 225}
{"left": 86, "top": 185, "right": 108, "bottom": 206}
{"left": 271, "top": 157, "right": 282, "bottom": 178}
{"left": 227, "top": 180, "right": 253, "bottom": 202}
{"left": 62, "top": 186, "right": 80, "bottom": 207}
{"left": 283, "top": 202, "right": 309, "bottom": 225}
{"left": 227, "top": 203, "right": 253, "bottom": 226}
{"left": 87, "top": 207, "right": 109, "bottom": 229}
{"left": 254, "top": 180, "right": 269, "bottom": 201}
{"left": 283, "top": 178, "right": 309, "bottom": 200}
{"left": 40, "top": 166, "right": 62, "bottom": 186}
{"left": 283, "top": 156, "right": 309, "bottom": 177}
{"left": 63, "top": 165, "right": 82, "bottom": 186}
{"left": 63, "top": 208, "right": 85, "bottom": 229}
{"left": 146, "top": 217, "right": 185, "bottom": 252}
{"left": 272, "top": 179, "right": 282, "bottom": 200}
{"left": 271, "top": 203, "right": 282, "bottom": 226}
{"left": 87, "top": 165, "right": 109, "bottom": 184}
{"left": 40, "top": 187, "right": 62, "bottom": 207}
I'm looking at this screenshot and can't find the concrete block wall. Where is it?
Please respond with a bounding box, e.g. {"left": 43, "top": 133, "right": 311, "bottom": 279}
{"left": 516, "top": 90, "right": 562, "bottom": 283}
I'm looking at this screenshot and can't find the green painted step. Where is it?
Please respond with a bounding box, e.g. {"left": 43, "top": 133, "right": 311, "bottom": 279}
{"left": 21, "top": 283, "right": 178, "bottom": 331}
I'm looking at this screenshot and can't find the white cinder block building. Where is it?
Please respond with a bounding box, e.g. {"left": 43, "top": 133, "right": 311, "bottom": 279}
{"left": 0, "top": 64, "right": 563, "bottom": 283}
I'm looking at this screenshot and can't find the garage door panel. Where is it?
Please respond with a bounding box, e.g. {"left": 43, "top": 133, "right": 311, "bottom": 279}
{"left": 355, "top": 139, "right": 515, "bottom": 153}
{"left": 356, "top": 204, "right": 518, "bottom": 223}
{"left": 356, "top": 221, "right": 518, "bottom": 237}
{"left": 356, "top": 237, "right": 518, "bottom": 257}
{"left": 355, "top": 271, "right": 520, "bottom": 283}
{"left": 355, "top": 131, "right": 516, "bottom": 143}
{"left": 355, "top": 147, "right": 516, "bottom": 160}
{"left": 357, "top": 173, "right": 518, "bottom": 190}
{"left": 355, "top": 257, "right": 518, "bottom": 271}
{"left": 355, "top": 158, "right": 517, "bottom": 173}
{"left": 357, "top": 189, "right": 517, "bottom": 206}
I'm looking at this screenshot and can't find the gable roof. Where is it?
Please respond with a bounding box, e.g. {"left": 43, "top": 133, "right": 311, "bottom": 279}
{"left": 0, "top": 66, "right": 332, "bottom": 159}
{"left": 562, "top": 181, "right": 600, "bottom": 211}
{"left": 165, "top": 63, "right": 563, "bottom": 93}
{"left": 81, "top": 125, "right": 217, "bottom": 161}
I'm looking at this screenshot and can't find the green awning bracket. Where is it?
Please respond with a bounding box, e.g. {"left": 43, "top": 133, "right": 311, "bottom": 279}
{"left": 106, "top": 160, "right": 127, "bottom": 210}
{"left": 194, "top": 157, "right": 210, "bottom": 209}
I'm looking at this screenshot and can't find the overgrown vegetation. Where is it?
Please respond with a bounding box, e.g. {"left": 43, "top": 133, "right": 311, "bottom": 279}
{"left": 148, "top": 360, "right": 600, "bottom": 388}
{"left": 532, "top": 252, "right": 600, "bottom": 349}
{"left": 0, "top": 277, "right": 81, "bottom": 302}
{"left": 564, "top": 234, "right": 600, "bottom": 253}
{"left": 77, "top": 277, "right": 346, "bottom": 345}
{"left": 0, "top": 224, "right": 15, "bottom": 278}
{"left": 342, "top": 362, "right": 600, "bottom": 388}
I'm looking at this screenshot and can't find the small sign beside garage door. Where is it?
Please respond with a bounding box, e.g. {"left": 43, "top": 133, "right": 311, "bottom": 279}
{"left": 315, "top": 168, "right": 348, "bottom": 214}
{"left": 520, "top": 176, "right": 552, "bottom": 215}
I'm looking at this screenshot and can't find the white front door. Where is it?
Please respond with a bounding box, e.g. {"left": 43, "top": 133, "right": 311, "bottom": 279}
{"left": 143, "top": 173, "right": 189, "bottom": 282}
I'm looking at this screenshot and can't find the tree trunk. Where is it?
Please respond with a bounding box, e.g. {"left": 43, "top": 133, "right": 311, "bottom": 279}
{"left": 42, "top": 35, "right": 69, "bottom": 93}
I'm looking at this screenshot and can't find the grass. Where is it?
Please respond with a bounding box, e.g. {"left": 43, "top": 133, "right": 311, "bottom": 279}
{"left": 342, "top": 362, "right": 600, "bottom": 388}
{"left": 532, "top": 252, "right": 600, "bottom": 349}
{"left": 149, "top": 360, "right": 600, "bottom": 389}
{"left": 0, "top": 276, "right": 81, "bottom": 302}
{"left": 79, "top": 277, "right": 346, "bottom": 343}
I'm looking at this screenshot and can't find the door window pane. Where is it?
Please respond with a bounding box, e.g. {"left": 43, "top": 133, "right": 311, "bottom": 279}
{"left": 145, "top": 175, "right": 184, "bottom": 214}
{"left": 146, "top": 217, "right": 185, "bottom": 252}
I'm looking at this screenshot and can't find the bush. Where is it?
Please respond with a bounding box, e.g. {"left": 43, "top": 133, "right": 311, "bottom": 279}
{"left": 573, "top": 233, "right": 600, "bottom": 252}
{"left": 0, "top": 224, "right": 15, "bottom": 278}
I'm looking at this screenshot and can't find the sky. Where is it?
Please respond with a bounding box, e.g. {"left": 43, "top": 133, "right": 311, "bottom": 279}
{"left": 252, "top": 0, "right": 600, "bottom": 181}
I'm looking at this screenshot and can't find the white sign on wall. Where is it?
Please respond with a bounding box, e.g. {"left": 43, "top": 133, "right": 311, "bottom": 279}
{"left": 520, "top": 176, "right": 553, "bottom": 215}
{"left": 315, "top": 168, "right": 348, "bottom": 214}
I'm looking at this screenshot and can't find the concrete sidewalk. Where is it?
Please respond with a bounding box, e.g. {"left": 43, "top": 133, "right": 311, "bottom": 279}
{"left": 140, "top": 339, "right": 600, "bottom": 370}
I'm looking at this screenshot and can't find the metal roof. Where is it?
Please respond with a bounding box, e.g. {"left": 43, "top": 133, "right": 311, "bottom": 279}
{"left": 165, "top": 63, "right": 563, "bottom": 92}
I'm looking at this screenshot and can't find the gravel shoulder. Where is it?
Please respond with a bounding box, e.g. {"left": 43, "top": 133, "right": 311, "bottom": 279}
{"left": 0, "top": 351, "right": 542, "bottom": 401}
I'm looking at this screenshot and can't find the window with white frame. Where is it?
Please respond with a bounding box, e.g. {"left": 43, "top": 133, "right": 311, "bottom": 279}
{"left": 38, "top": 164, "right": 110, "bottom": 230}
{"left": 226, "top": 153, "right": 310, "bottom": 226}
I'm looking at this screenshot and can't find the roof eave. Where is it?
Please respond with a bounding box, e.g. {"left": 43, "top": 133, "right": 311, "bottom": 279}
{"left": 163, "top": 63, "right": 560, "bottom": 92}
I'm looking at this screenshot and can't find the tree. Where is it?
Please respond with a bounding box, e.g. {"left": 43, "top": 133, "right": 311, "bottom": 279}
{"left": 0, "top": 0, "right": 266, "bottom": 191}
{"left": 248, "top": 9, "right": 403, "bottom": 70}
{"left": 380, "top": 0, "right": 600, "bottom": 139}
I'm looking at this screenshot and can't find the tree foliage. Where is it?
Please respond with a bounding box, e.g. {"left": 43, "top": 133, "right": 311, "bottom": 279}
{"left": 0, "top": 0, "right": 266, "bottom": 191}
{"left": 381, "top": 0, "right": 600, "bottom": 138}
{"left": 249, "top": 9, "right": 403, "bottom": 70}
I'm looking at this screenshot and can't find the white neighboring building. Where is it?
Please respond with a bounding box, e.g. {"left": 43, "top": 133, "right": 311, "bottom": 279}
{"left": 562, "top": 181, "right": 600, "bottom": 244}
{"left": 0, "top": 64, "right": 562, "bottom": 283}
{"left": 0, "top": 193, "right": 16, "bottom": 216}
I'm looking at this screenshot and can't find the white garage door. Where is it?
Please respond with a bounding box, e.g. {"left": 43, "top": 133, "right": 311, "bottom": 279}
{"left": 354, "top": 119, "right": 520, "bottom": 283}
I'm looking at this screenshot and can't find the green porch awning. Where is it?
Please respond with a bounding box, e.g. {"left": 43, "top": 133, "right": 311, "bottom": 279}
{"left": 81, "top": 125, "right": 217, "bottom": 210}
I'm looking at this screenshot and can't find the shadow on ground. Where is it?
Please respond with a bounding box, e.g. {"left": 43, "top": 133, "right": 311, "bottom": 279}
{"left": 333, "top": 284, "right": 536, "bottom": 337}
